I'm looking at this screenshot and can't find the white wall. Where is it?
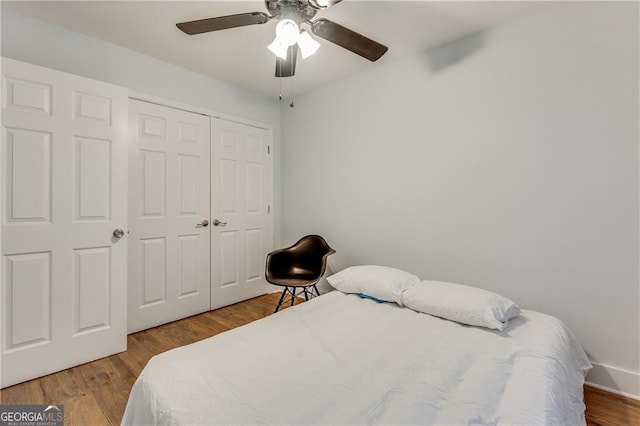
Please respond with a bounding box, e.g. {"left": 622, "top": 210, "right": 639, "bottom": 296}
{"left": 1, "top": 8, "right": 280, "bottom": 123}
{"left": 1, "top": 8, "right": 283, "bottom": 247}
{"left": 281, "top": 2, "right": 639, "bottom": 396}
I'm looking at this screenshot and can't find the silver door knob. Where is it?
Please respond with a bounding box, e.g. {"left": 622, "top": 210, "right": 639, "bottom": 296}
{"left": 196, "top": 219, "right": 209, "bottom": 228}
{"left": 212, "top": 219, "right": 227, "bottom": 227}
{"left": 113, "top": 228, "right": 125, "bottom": 239}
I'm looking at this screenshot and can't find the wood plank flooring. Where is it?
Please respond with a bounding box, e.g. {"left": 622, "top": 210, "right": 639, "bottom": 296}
{"left": 585, "top": 385, "right": 640, "bottom": 426}
{"left": 1, "top": 293, "right": 637, "bottom": 425}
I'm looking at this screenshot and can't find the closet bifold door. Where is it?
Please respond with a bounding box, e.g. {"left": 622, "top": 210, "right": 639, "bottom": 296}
{"left": 210, "top": 117, "right": 273, "bottom": 309}
{"left": 1, "top": 58, "right": 129, "bottom": 387}
{"left": 127, "top": 99, "right": 211, "bottom": 333}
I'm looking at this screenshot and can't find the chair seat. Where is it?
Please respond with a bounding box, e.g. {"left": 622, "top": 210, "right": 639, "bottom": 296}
{"left": 269, "top": 277, "right": 319, "bottom": 287}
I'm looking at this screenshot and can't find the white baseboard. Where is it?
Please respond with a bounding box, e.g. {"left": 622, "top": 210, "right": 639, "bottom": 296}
{"left": 586, "top": 362, "right": 640, "bottom": 400}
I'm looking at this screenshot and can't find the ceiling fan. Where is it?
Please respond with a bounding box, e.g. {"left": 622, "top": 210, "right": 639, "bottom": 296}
{"left": 176, "top": 0, "right": 388, "bottom": 78}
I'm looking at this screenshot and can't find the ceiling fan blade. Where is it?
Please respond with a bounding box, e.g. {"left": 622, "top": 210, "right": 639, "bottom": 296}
{"left": 177, "top": 12, "right": 270, "bottom": 35}
{"left": 311, "top": 18, "right": 388, "bottom": 62}
{"left": 275, "top": 44, "right": 298, "bottom": 78}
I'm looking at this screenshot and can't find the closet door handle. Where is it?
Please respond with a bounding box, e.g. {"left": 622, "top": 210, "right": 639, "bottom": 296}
{"left": 212, "top": 219, "right": 227, "bottom": 227}
{"left": 196, "top": 219, "right": 209, "bottom": 228}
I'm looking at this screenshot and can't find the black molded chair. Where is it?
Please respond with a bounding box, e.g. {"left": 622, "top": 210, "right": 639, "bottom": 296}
{"left": 266, "top": 235, "right": 335, "bottom": 312}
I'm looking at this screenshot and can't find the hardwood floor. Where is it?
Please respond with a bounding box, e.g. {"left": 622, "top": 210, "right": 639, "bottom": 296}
{"left": 0, "top": 293, "right": 299, "bottom": 425}
{"left": 585, "top": 385, "right": 640, "bottom": 426}
{"left": 0, "top": 293, "right": 637, "bottom": 425}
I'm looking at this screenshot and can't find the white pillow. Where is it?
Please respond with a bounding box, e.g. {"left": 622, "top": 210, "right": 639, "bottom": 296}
{"left": 402, "top": 280, "right": 520, "bottom": 331}
{"left": 326, "top": 265, "right": 420, "bottom": 305}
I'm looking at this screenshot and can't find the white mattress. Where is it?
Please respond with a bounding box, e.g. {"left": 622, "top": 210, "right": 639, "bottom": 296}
{"left": 122, "top": 291, "right": 591, "bottom": 425}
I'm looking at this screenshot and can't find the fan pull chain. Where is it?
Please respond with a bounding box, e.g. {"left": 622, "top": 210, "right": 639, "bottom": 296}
{"left": 277, "top": 58, "right": 283, "bottom": 100}
{"left": 289, "top": 74, "right": 295, "bottom": 108}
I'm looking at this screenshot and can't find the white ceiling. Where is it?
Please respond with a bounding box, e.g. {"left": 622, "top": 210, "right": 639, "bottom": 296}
{"left": 3, "top": 1, "right": 548, "bottom": 98}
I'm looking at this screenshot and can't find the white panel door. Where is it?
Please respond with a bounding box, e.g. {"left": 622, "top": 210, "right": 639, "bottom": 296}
{"left": 128, "top": 100, "right": 211, "bottom": 333}
{"left": 211, "top": 117, "right": 273, "bottom": 309}
{"left": 1, "top": 58, "right": 128, "bottom": 387}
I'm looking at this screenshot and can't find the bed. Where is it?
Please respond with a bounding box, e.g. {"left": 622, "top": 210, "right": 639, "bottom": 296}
{"left": 122, "top": 288, "right": 591, "bottom": 425}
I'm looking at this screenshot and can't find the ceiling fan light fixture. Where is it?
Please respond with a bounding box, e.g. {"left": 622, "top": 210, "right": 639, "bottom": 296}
{"left": 176, "top": 0, "right": 388, "bottom": 81}
{"left": 267, "top": 37, "right": 289, "bottom": 59}
{"left": 298, "top": 31, "right": 320, "bottom": 58}
{"left": 275, "top": 19, "right": 300, "bottom": 46}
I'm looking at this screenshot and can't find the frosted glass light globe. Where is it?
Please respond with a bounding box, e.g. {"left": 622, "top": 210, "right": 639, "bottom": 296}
{"left": 275, "top": 19, "right": 300, "bottom": 46}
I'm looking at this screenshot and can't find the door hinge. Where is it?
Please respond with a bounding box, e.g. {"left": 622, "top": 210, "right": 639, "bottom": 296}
{"left": 267, "top": 145, "right": 271, "bottom": 155}
{"left": 268, "top": 204, "right": 271, "bottom": 214}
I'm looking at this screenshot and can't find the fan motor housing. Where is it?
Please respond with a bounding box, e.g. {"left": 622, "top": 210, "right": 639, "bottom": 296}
{"left": 265, "top": 0, "right": 318, "bottom": 22}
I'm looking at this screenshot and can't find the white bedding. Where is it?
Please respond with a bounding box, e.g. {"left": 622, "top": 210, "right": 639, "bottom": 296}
{"left": 122, "top": 291, "right": 591, "bottom": 425}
